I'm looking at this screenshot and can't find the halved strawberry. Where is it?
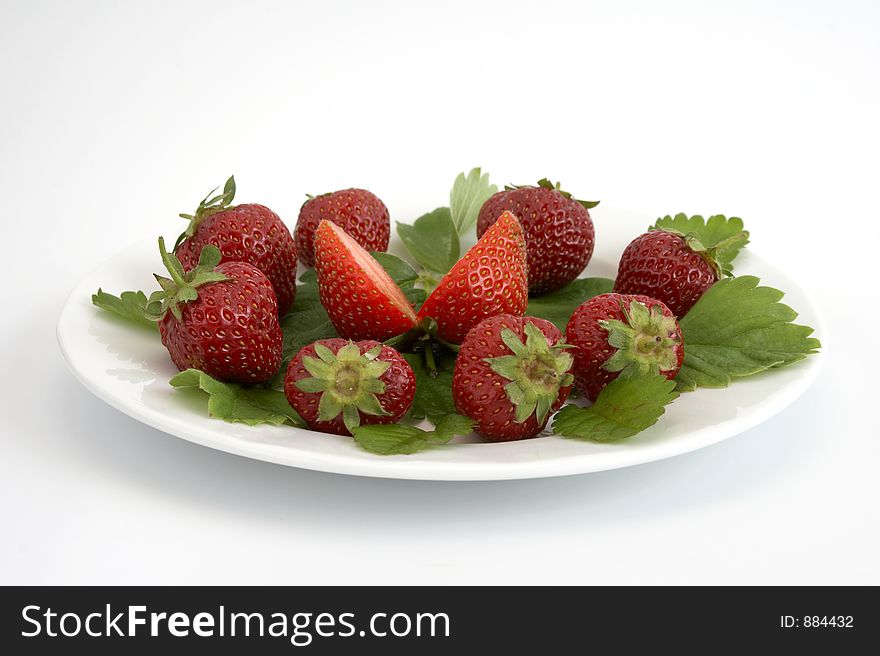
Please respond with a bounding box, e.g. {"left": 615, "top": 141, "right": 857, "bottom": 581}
{"left": 314, "top": 220, "right": 417, "bottom": 341}
{"left": 416, "top": 210, "right": 528, "bottom": 344}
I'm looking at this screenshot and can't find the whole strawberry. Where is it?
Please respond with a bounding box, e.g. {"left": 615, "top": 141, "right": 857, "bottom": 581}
{"left": 284, "top": 339, "right": 415, "bottom": 436}
{"left": 477, "top": 179, "right": 597, "bottom": 295}
{"left": 565, "top": 293, "right": 683, "bottom": 402}
{"left": 174, "top": 176, "right": 298, "bottom": 315}
{"left": 417, "top": 210, "right": 528, "bottom": 344}
{"left": 613, "top": 216, "right": 749, "bottom": 317}
{"left": 453, "top": 315, "right": 574, "bottom": 441}
{"left": 314, "top": 220, "right": 417, "bottom": 341}
{"left": 147, "top": 238, "right": 283, "bottom": 384}
{"left": 295, "top": 188, "right": 390, "bottom": 268}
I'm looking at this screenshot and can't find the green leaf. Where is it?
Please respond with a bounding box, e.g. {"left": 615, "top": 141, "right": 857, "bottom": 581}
{"left": 402, "top": 286, "right": 427, "bottom": 311}
{"left": 351, "top": 424, "right": 430, "bottom": 455}
{"left": 429, "top": 413, "right": 475, "bottom": 441}
{"left": 351, "top": 414, "right": 474, "bottom": 455}
{"left": 552, "top": 372, "right": 679, "bottom": 441}
{"left": 652, "top": 214, "right": 749, "bottom": 274}
{"left": 170, "top": 369, "right": 305, "bottom": 427}
{"left": 674, "top": 276, "right": 821, "bottom": 391}
{"left": 449, "top": 167, "right": 497, "bottom": 236}
{"left": 371, "top": 251, "right": 419, "bottom": 287}
{"left": 280, "top": 271, "right": 338, "bottom": 358}
{"left": 526, "top": 277, "right": 615, "bottom": 331}
{"left": 294, "top": 268, "right": 320, "bottom": 298}
{"left": 371, "top": 251, "right": 427, "bottom": 309}
{"left": 91, "top": 288, "right": 157, "bottom": 330}
{"left": 404, "top": 352, "right": 457, "bottom": 420}
{"left": 396, "top": 207, "right": 460, "bottom": 274}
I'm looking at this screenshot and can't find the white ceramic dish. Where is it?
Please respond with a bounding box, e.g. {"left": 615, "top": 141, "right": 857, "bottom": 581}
{"left": 57, "top": 208, "right": 825, "bottom": 480}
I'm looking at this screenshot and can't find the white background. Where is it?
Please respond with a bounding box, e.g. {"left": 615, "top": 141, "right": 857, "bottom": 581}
{"left": 1, "top": 0, "right": 877, "bottom": 584}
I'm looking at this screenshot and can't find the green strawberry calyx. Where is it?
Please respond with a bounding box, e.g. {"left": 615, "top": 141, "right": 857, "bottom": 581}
{"left": 295, "top": 342, "right": 391, "bottom": 433}
{"left": 505, "top": 178, "right": 600, "bottom": 210}
{"left": 174, "top": 175, "right": 237, "bottom": 250}
{"left": 599, "top": 300, "right": 681, "bottom": 376}
{"left": 484, "top": 322, "right": 575, "bottom": 425}
{"left": 650, "top": 225, "right": 749, "bottom": 279}
{"left": 144, "top": 237, "right": 230, "bottom": 322}
{"left": 303, "top": 191, "right": 336, "bottom": 202}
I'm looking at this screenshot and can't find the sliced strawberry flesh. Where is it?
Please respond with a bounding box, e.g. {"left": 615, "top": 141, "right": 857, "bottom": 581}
{"left": 323, "top": 221, "right": 416, "bottom": 322}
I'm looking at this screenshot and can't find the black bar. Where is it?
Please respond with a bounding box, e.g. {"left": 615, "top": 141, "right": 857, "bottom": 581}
{"left": 1, "top": 586, "right": 875, "bottom": 653}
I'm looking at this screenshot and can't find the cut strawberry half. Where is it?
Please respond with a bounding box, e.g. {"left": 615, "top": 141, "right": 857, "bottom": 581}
{"left": 314, "top": 220, "right": 417, "bottom": 341}
{"left": 417, "top": 210, "right": 528, "bottom": 344}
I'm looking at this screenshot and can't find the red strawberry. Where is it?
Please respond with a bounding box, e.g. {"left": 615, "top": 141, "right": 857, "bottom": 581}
{"left": 175, "top": 176, "right": 298, "bottom": 315}
{"left": 564, "top": 293, "right": 683, "bottom": 402}
{"left": 295, "top": 188, "right": 390, "bottom": 268}
{"left": 284, "top": 339, "right": 415, "bottom": 436}
{"left": 417, "top": 210, "right": 528, "bottom": 344}
{"left": 147, "top": 238, "right": 282, "bottom": 384}
{"left": 613, "top": 231, "right": 722, "bottom": 317}
{"left": 477, "top": 179, "right": 597, "bottom": 295}
{"left": 314, "top": 219, "right": 416, "bottom": 341}
{"left": 453, "top": 315, "right": 573, "bottom": 441}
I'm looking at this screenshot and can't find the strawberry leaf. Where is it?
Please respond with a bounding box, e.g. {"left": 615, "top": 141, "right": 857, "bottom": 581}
{"left": 91, "top": 288, "right": 157, "bottom": 330}
{"left": 449, "top": 167, "right": 497, "bottom": 236}
{"left": 396, "top": 207, "right": 460, "bottom": 274}
{"left": 371, "top": 251, "right": 419, "bottom": 286}
{"left": 401, "top": 286, "right": 427, "bottom": 311}
{"left": 351, "top": 414, "right": 474, "bottom": 455}
{"left": 351, "top": 424, "right": 430, "bottom": 454}
{"left": 279, "top": 270, "right": 338, "bottom": 364}
{"left": 404, "top": 352, "right": 457, "bottom": 420}
{"left": 526, "top": 277, "right": 615, "bottom": 331}
{"left": 652, "top": 214, "right": 749, "bottom": 275}
{"left": 675, "top": 276, "right": 821, "bottom": 391}
{"left": 552, "top": 371, "right": 679, "bottom": 441}
{"left": 170, "top": 368, "right": 305, "bottom": 427}
{"left": 372, "top": 251, "right": 427, "bottom": 308}
{"left": 429, "top": 413, "right": 476, "bottom": 441}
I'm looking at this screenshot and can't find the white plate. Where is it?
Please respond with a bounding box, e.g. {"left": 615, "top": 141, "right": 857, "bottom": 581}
{"left": 57, "top": 208, "right": 826, "bottom": 481}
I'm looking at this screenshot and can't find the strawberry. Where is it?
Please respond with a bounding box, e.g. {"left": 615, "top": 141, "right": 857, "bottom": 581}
{"left": 477, "top": 179, "right": 597, "bottom": 295}
{"left": 314, "top": 219, "right": 416, "bottom": 341}
{"left": 284, "top": 339, "right": 415, "bottom": 436}
{"left": 174, "top": 176, "right": 298, "bottom": 316}
{"left": 146, "top": 238, "right": 283, "bottom": 384}
{"left": 613, "top": 216, "right": 749, "bottom": 317}
{"left": 453, "top": 315, "right": 574, "bottom": 441}
{"left": 417, "top": 210, "right": 528, "bottom": 344}
{"left": 612, "top": 231, "right": 718, "bottom": 318}
{"left": 564, "top": 293, "right": 683, "bottom": 402}
{"left": 295, "top": 188, "right": 390, "bottom": 268}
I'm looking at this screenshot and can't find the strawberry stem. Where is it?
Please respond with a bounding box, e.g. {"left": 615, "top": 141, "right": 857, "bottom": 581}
{"left": 424, "top": 341, "right": 438, "bottom": 377}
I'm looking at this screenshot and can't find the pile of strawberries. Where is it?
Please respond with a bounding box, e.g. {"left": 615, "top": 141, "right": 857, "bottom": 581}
{"left": 100, "top": 174, "right": 754, "bottom": 445}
